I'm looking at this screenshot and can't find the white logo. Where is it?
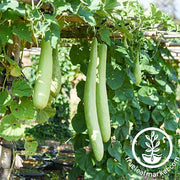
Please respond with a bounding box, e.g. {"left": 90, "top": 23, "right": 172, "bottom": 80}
{"left": 132, "top": 127, "right": 173, "bottom": 168}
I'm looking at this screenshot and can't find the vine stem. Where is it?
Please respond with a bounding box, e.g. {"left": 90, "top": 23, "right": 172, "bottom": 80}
{"left": 7, "top": 146, "right": 16, "bottom": 180}
{"left": 22, "top": 65, "right": 35, "bottom": 69}
{"left": 2, "top": 75, "right": 7, "bottom": 91}
{"left": 64, "top": 137, "right": 72, "bottom": 144}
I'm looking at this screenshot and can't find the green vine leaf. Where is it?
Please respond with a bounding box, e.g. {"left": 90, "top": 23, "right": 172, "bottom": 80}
{"left": 0, "top": 24, "right": 12, "bottom": 45}
{"left": 10, "top": 97, "right": 35, "bottom": 120}
{"left": 76, "top": 81, "right": 85, "bottom": 100}
{"left": 114, "top": 123, "right": 129, "bottom": 142}
{"left": 70, "top": 43, "right": 90, "bottom": 66}
{"left": 24, "top": 140, "right": 38, "bottom": 157}
{"left": 78, "top": 8, "right": 96, "bottom": 26}
{"left": 106, "top": 65, "right": 125, "bottom": 90}
{"left": 13, "top": 22, "right": 31, "bottom": 42}
{"left": 75, "top": 148, "right": 93, "bottom": 171}
{"left": 0, "top": 106, "right": 7, "bottom": 117}
{"left": 104, "top": 0, "right": 121, "bottom": 13}
{"left": 164, "top": 113, "right": 178, "bottom": 132}
{"left": 115, "top": 46, "right": 131, "bottom": 61}
{"left": 69, "top": 42, "right": 89, "bottom": 74}
{"left": 0, "top": 114, "right": 24, "bottom": 141}
{"left": 68, "top": 166, "right": 82, "bottom": 180}
{"left": 11, "top": 78, "right": 32, "bottom": 97}
{"left": 108, "top": 142, "right": 123, "bottom": 162}
{"left": 88, "top": 0, "right": 101, "bottom": 11}
{"left": 36, "top": 107, "right": 56, "bottom": 123}
{"left": 66, "top": 0, "right": 81, "bottom": 13}
{"left": 72, "top": 112, "right": 86, "bottom": 133}
{"left": 44, "top": 14, "right": 59, "bottom": 26}
{"left": 85, "top": 168, "right": 107, "bottom": 180}
{"left": 123, "top": 140, "right": 133, "bottom": 158}
{"left": 72, "top": 134, "right": 89, "bottom": 150}
{"left": 10, "top": 64, "right": 21, "bottom": 77}
{"left": 155, "top": 72, "right": 167, "bottom": 86}
{"left": 111, "top": 112, "right": 125, "bottom": 127}
{"left": 0, "top": 91, "right": 12, "bottom": 116}
{"left": 115, "top": 80, "right": 134, "bottom": 101}
{"left": 107, "top": 158, "right": 124, "bottom": 176}
{"left": 0, "top": 91, "right": 12, "bottom": 107}
{"left": 138, "top": 86, "right": 159, "bottom": 106}
{"left": 34, "top": 21, "right": 50, "bottom": 37}
{"left": 99, "top": 27, "right": 111, "bottom": 46}
{"left": 0, "top": 0, "right": 19, "bottom": 12}
{"left": 141, "top": 108, "right": 150, "bottom": 123}
{"left": 54, "top": 0, "right": 71, "bottom": 15}
{"left": 45, "top": 23, "right": 60, "bottom": 49}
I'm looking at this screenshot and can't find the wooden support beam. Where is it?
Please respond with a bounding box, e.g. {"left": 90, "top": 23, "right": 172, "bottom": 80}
{"left": 17, "top": 0, "right": 39, "bottom": 5}
{"left": 165, "top": 42, "right": 180, "bottom": 47}
{"left": 16, "top": 0, "right": 180, "bottom": 50}
{"left": 143, "top": 31, "right": 180, "bottom": 39}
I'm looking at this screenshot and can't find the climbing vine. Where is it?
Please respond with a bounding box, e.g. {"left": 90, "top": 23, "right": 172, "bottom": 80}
{"left": 0, "top": 0, "right": 179, "bottom": 179}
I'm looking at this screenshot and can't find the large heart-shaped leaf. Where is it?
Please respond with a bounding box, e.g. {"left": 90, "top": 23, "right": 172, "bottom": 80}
{"left": 138, "top": 86, "right": 159, "bottom": 106}
{"left": 10, "top": 97, "right": 35, "bottom": 120}
{"left": 0, "top": 114, "right": 24, "bottom": 141}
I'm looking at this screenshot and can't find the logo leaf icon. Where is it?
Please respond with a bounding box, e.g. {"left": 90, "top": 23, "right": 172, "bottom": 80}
{"left": 145, "top": 142, "right": 151, "bottom": 148}
{"left": 154, "top": 134, "right": 158, "bottom": 140}
{"left": 145, "top": 148, "right": 152, "bottom": 152}
{"left": 145, "top": 135, "right": 151, "bottom": 141}
{"left": 155, "top": 141, "right": 160, "bottom": 147}
{"left": 151, "top": 131, "right": 155, "bottom": 137}
{"left": 153, "top": 148, "right": 160, "bottom": 152}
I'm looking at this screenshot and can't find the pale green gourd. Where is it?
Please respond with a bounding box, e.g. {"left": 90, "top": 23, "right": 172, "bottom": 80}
{"left": 33, "top": 39, "right": 52, "bottom": 109}
{"left": 133, "top": 49, "right": 141, "bottom": 86}
{"left": 96, "top": 44, "right": 111, "bottom": 142}
{"left": 50, "top": 46, "right": 61, "bottom": 97}
{"left": 84, "top": 37, "right": 104, "bottom": 161}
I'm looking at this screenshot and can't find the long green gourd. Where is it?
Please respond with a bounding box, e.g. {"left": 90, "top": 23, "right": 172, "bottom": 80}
{"left": 33, "top": 39, "right": 52, "bottom": 109}
{"left": 96, "top": 44, "right": 111, "bottom": 142}
{"left": 51, "top": 45, "right": 61, "bottom": 97}
{"left": 84, "top": 37, "right": 104, "bottom": 161}
{"left": 133, "top": 48, "right": 141, "bottom": 86}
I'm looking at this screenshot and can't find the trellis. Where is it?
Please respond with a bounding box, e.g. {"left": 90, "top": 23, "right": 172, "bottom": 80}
{"left": 15, "top": 0, "right": 180, "bottom": 60}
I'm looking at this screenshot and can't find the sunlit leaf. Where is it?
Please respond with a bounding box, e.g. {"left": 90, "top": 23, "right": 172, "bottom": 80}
{"left": 25, "top": 140, "right": 38, "bottom": 157}
{"left": 10, "top": 97, "right": 35, "bottom": 120}
{"left": 11, "top": 78, "right": 32, "bottom": 97}
{"left": 0, "top": 114, "right": 24, "bottom": 141}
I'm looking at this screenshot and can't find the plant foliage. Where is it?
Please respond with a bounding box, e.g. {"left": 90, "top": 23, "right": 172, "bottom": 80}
{"left": 0, "top": 0, "right": 179, "bottom": 179}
